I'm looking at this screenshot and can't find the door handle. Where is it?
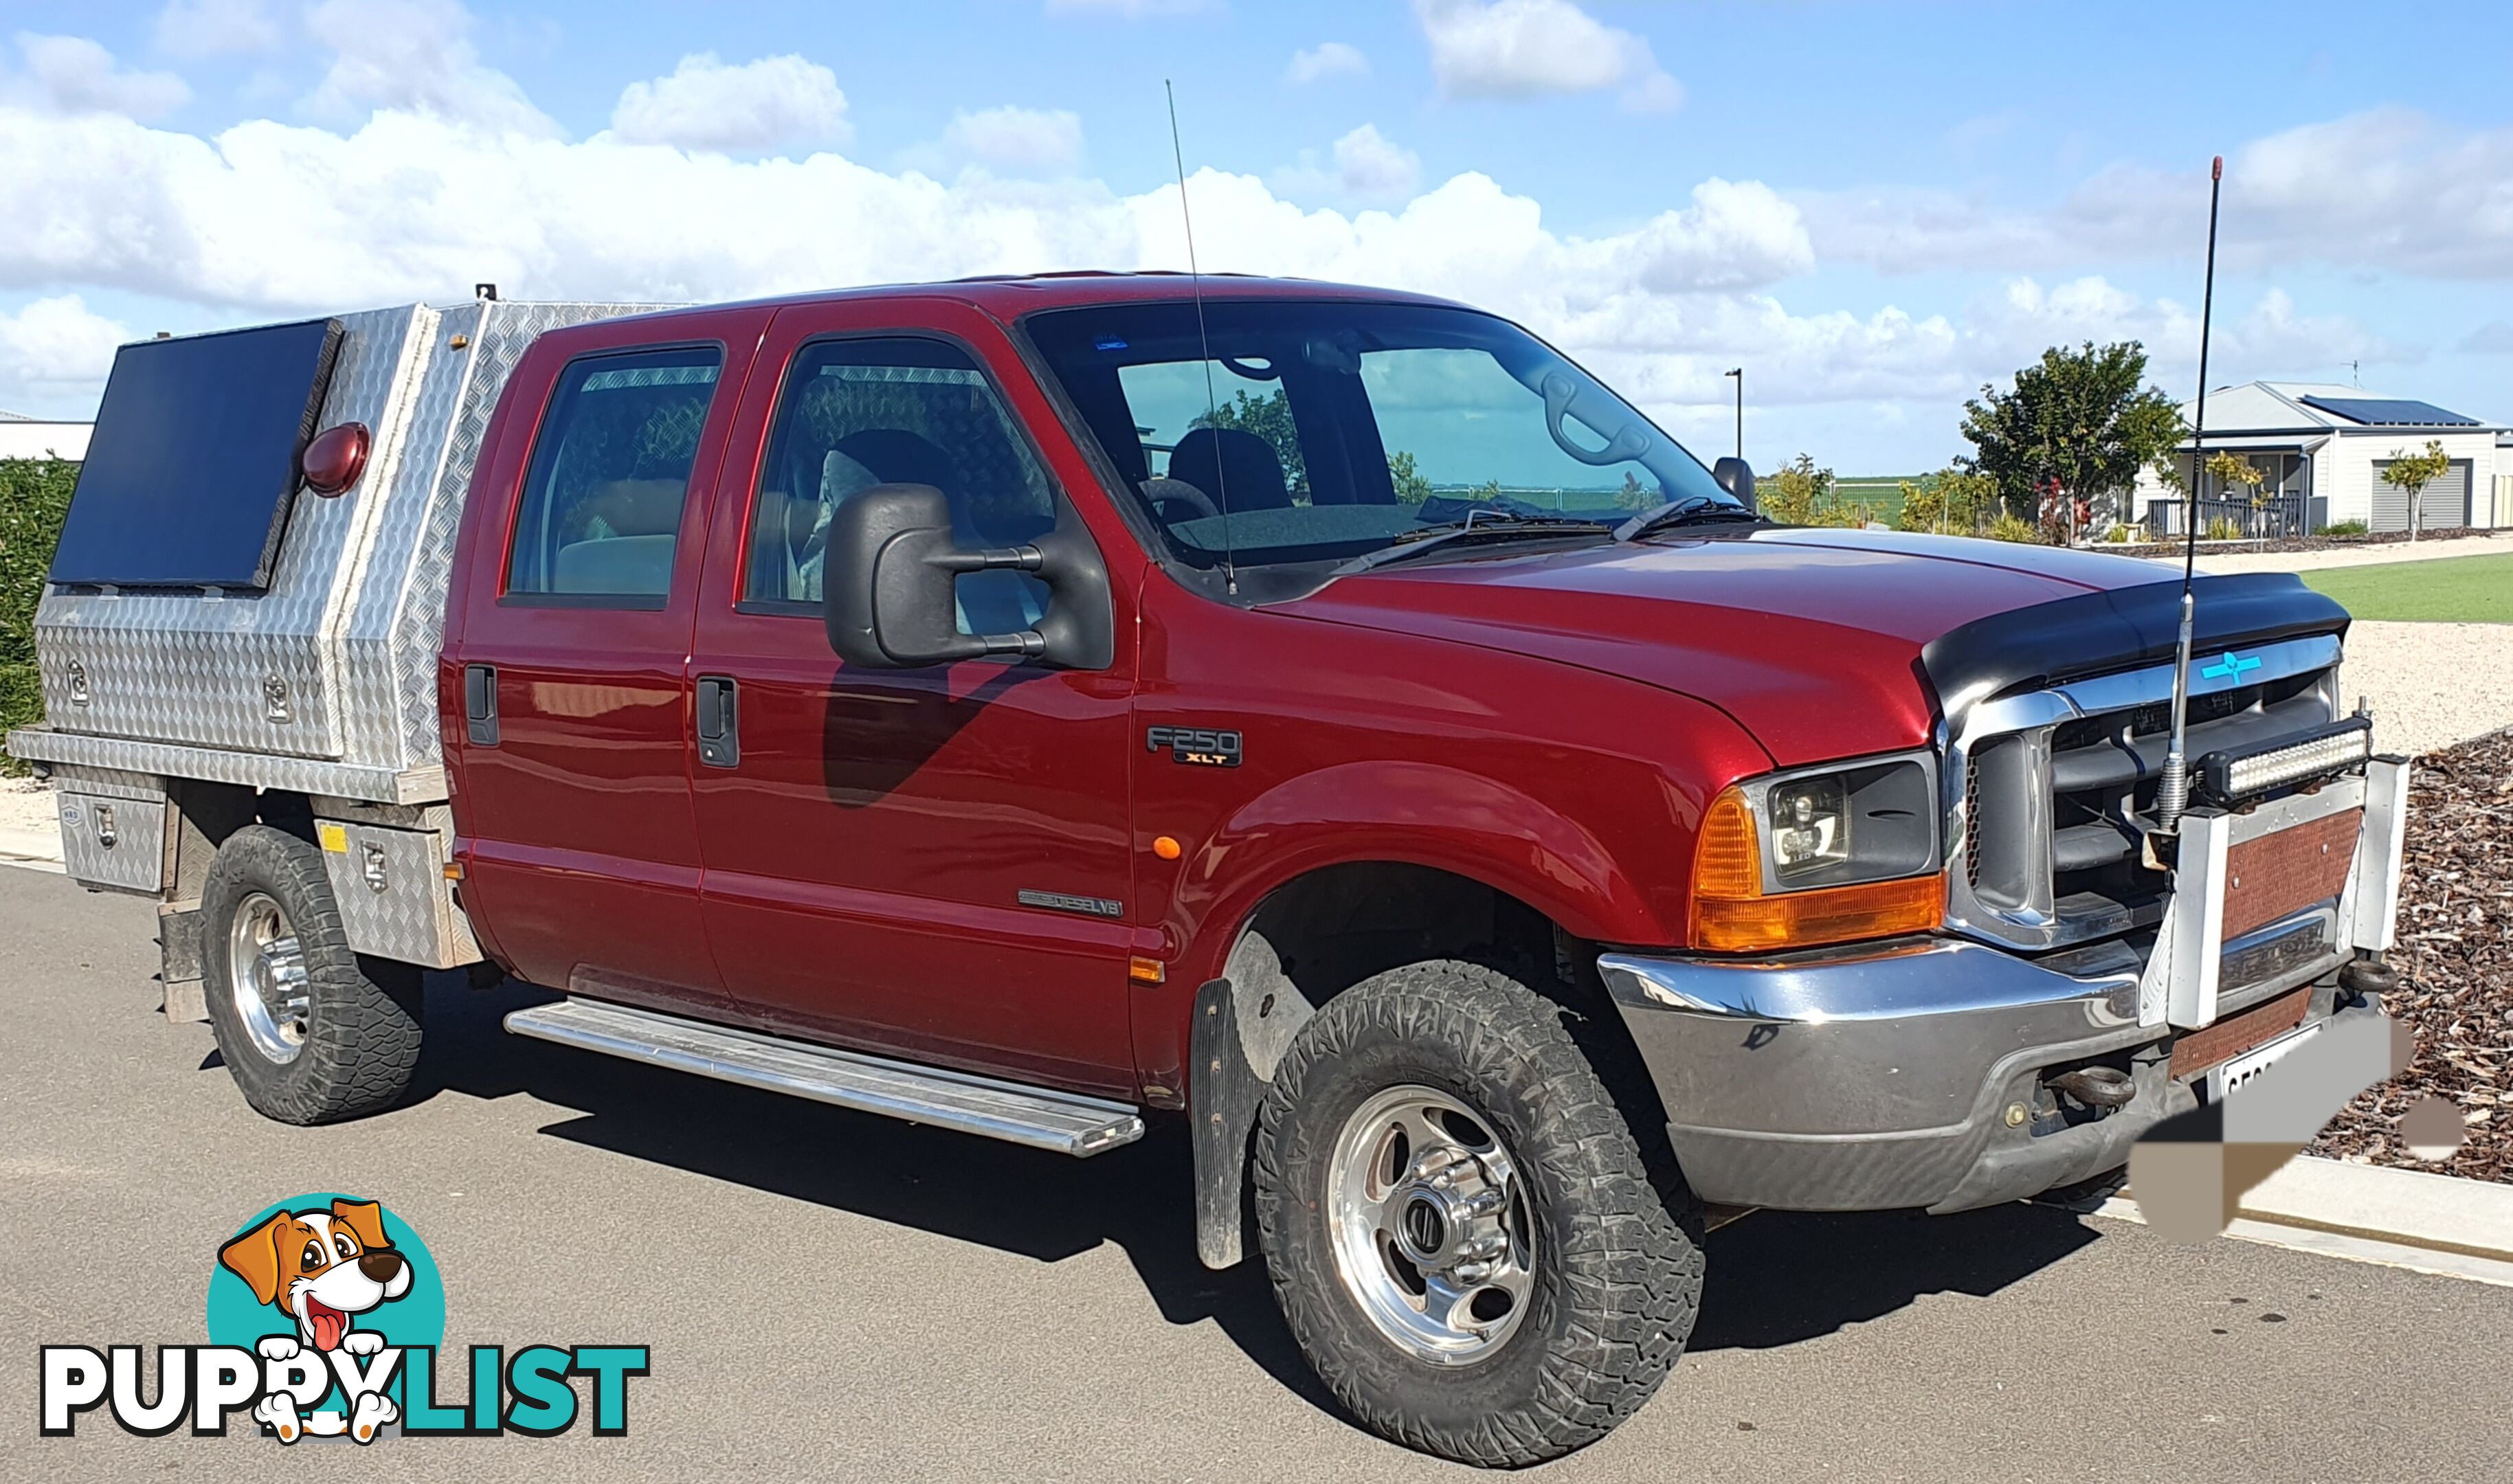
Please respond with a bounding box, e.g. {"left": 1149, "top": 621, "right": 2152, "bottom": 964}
{"left": 463, "top": 664, "right": 498, "bottom": 747}
{"left": 695, "top": 675, "right": 739, "bottom": 768}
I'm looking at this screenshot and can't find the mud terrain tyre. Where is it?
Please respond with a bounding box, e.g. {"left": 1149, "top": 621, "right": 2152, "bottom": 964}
{"left": 199, "top": 824, "right": 423, "bottom": 1125}
{"left": 1252, "top": 960, "right": 1704, "bottom": 1467}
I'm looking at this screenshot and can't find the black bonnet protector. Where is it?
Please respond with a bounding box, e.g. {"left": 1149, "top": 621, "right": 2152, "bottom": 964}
{"left": 1920, "top": 572, "right": 2351, "bottom": 717}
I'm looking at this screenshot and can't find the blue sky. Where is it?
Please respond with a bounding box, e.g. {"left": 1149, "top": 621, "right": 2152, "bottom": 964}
{"left": 2, "top": 0, "right": 2509, "bottom": 472}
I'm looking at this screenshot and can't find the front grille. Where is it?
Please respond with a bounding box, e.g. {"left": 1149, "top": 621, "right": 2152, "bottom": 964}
{"left": 1945, "top": 636, "right": 2343, "bottom": 951}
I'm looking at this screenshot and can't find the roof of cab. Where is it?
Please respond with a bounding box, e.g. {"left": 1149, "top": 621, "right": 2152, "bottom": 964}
{"left": 584, "top": 271, "right": 1470, "bottom": 333}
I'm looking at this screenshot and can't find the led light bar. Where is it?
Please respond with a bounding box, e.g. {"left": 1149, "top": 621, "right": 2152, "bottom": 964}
{"left": 2197, "top": 716, "right": 2372, "bottom": 805}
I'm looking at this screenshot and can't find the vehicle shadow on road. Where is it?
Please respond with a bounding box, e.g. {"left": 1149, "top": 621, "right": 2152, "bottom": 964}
{"left": 406, "top": 974, "right": 2107, "bottom": 1415}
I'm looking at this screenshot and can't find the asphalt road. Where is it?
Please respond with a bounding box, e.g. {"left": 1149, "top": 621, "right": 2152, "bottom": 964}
{"left": 4, "top": 864, "right": 2510, "bottom": 1483}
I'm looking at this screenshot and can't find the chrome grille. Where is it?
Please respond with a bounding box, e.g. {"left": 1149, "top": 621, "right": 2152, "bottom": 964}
{"left": 1943, "top": 632, "right": 2344, "bottom": 951}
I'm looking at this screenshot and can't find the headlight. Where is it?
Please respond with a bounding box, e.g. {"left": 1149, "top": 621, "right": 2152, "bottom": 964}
{"left": 1690, "top": 750, "right": 1944, "bottom": 953}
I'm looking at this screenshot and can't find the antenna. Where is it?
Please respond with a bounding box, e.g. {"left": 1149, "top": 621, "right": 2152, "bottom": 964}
{"left": 2154, "top": 155, "right": 2224, "bottom": 841}
{"left": 1165, "top": 79, "right": 1238, "bottom": 596}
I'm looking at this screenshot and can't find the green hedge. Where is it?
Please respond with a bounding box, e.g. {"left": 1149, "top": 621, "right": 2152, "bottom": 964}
{"left": 1, "top": 458, "right": 78, "bottom": 774}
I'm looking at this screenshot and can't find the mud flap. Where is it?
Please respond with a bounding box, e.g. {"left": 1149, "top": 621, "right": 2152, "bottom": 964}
{"left": 1191, "top": 978, "right": 1262, "bottom": 1269}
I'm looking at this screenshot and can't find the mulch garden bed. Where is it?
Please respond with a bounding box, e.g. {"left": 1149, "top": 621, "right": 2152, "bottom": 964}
{"left": 2106, "top": 529, "right": 2501, "bottom": 560}
{"left": 2312, "top": 727, "right": 2513, "bottom": 1180}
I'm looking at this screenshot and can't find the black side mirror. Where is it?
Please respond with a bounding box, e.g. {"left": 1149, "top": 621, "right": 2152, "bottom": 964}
{"left": 823, "top": 484, "right": 1113, "bottom": 671}
{"left": 1712, "top": 457, "right": 1756, "bottom": 511}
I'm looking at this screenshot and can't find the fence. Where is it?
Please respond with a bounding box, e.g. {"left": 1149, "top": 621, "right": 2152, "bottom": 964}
{"left": 2143, "top": 493, "right": 2308, "bottom": 541}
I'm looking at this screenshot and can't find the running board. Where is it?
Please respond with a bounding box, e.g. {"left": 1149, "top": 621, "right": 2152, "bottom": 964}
{"left": 504, "top": 998, "right": 1145, "bottom": 1157}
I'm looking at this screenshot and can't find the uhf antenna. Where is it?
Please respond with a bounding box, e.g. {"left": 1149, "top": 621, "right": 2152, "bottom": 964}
{"left": 2153, "top": 155, "right": 2224, "bottom": 842}
{"left": 1165, "top": 79, "right": 1238, "bottom": 596}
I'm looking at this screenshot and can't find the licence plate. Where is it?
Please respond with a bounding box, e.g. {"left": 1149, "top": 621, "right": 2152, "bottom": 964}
{"left": 2207, "top": 1022, "right": 2321, "bottom": 1102}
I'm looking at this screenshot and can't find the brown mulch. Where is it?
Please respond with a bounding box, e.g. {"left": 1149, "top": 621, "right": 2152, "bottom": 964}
{"left": 2108, "top": 529, "right": 2502, "bottom": 560}
{"left": 2312, "top": 727, "right": 2513, "bottom": 1180}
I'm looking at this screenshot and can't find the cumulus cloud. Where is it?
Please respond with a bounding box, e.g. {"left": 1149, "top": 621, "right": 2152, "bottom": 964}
{"left": 9, "top": 34, "right": 191, "bottom": 120}
{"left": 610, "top": 53, "right": 851, "bottom": 152}
{"left": 941, "top": 105, "right": 1084, "bottom": 175}
{"left": 0, "top": 295, "right": 130, "bottom": 402}
{"left": 1272, "top": 124, "right": 1422, "bottom": 203}
{"left": 1414, "top": 0, "right": 1679, "bottom": 112}
{"left": 153, "top": 0, "right": 284, "bottom": 58}
{"left": 299, "top": 0, "right": 550, "bottom": 134}
{"left": 1286, "top": 41, "right": 1367, "bottom": 85}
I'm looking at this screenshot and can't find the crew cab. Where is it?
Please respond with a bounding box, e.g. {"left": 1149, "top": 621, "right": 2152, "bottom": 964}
{"left": 12, "top": 274, "right": 2408, "bottom": 1465}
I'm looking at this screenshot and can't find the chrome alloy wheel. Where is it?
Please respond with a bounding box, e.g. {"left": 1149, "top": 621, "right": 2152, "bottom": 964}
{"left": 1326, "top": 1084, "right": 1537, "bottom": 1365}
{"left": 227, "top": 890, "right": 311, "bottom": 1065}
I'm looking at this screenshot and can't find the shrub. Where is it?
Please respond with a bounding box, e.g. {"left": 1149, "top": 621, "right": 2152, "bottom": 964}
{"left": 1985, "top": 512, "right": 2044, "bottom": 544}
{"left": 2317, "top": 519, "right": 2369, "bottom": 537}
{"left": 0, "top": 458, "right": 78, "bottom": 774}
{"left": 1893, "top": 466, "right": 1996, "bottom": 535}
{"left": 2203, "top": 516, "right": 2243, "bottom": 541}
{"left": 2103, "top": 524, "right": 2134, "bottom": 543}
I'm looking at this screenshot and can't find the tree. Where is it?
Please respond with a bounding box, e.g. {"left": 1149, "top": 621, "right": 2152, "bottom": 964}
{"left": 1757, "top": 454, "right": 1862, "bottom": 527}
{"left": 1385, "top": 449, "right": 1433, "bottom": 505}
{"left": 2204, "top": 451, "right": 2266, "bottom": 538}
{"left": 2378, "top": 438, "right": 2453, "bottom": 542}
{"left": 1893, "top": 466, "right": 1996, "bottom": 535}
{"left": 0, "top": 458, "right": 78, "bottom": 773}
{"left": 1192, "top": 388, "right": 1307, "bottom": 497}
{"left": 1958, "top": 341, "right": 2185, "bottom": 543}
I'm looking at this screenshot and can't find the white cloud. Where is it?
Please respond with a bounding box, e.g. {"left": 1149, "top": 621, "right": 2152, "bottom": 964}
{"left": 1413, "top": 0, "right": 1680, "bottom": 112}
{"left": 299, "top": 0, "right": 550, "bottom": 134}
{"left": 153, "top": 0, "right": 284, "bottom": 58}
{"left": 1286, "top": 41, "right": 1367, "bottom": 85}
{"left": 10, "top": 34, "right": 191, "bottom": 120}
{"left": 941, "top": 105, "right": 1084, "bottom": 175}
{"left": 0, "top": 295, "right": 130, "bottom": 399}
{"left": 1273, "top": 124, "right": 1423, "bottom": 203}
{"left": 610, "top": 53, "right": 851, "bottom": 153}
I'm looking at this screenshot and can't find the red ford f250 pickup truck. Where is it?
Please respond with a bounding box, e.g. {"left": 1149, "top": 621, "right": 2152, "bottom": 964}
{"left": 16, "top": 273, "right": 2407, "bottom": 1465}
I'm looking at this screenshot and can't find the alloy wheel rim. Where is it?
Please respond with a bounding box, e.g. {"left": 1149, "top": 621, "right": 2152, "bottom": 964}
{"left": 227, "top": 891, "right": 311, "bottom": 1066}
{"left": 1326, "top": 1083, "right": 1536, "bottom": 1366}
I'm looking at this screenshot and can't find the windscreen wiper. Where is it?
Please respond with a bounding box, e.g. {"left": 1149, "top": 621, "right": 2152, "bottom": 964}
{"left": 1612, "top": 495, "right": 1763, "bottom": 543}
{"left": 1336, "top": 513, "right": 1613, "bottom": 574}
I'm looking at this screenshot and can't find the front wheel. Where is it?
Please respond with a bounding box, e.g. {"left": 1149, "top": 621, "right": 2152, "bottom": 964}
{"left": 1251, "top": 960, "right": 1704, "bottom": 1467}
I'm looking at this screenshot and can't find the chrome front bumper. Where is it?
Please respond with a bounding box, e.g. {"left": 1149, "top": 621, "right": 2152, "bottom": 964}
{"left": 1599, "top": 930, "right": 2375, "bottom": 1215}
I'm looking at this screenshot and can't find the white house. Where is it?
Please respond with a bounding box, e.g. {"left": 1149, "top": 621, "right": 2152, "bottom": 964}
{"left": 2132, "top": 382, "right": 2506, "bottom": 535}
{"left": 0, "top": 410, "right": 91, "bottom": 462}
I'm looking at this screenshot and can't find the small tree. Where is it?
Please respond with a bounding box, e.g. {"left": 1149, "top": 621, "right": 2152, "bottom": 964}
{"left": 1894, "top": 466, "right": 1995, "bottom": 535}
{"left": 1756, "top": 454, "right": 1861, "bottom": 526}
{"left": 1, "top": 458, "right": 80, "bottom": 773}
{"left": 2378, "top": 438, "right": 2453, "bottom": 541}
{"left": 2204, "top": 451, "right": 2264, "bottom": 539}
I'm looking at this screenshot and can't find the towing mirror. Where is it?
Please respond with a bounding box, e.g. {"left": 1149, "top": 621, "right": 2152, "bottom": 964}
{"left": 1712, "top": 457, "right": 1756, "bottom": 511}
{"left": 823, "top": 483, "right": 1113, "bottom": 671}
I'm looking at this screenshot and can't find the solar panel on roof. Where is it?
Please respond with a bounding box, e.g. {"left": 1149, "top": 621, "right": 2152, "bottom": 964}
{"left": 48, "top": 317, "right": 341, "bottom": 589}
{"left": 2297, "top": 395, "right": 2480, "bottom": 427}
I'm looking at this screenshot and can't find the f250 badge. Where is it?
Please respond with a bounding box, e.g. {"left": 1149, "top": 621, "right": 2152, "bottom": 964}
{"left": 1146, "top": 725, "right": 1242, "bottom": 767}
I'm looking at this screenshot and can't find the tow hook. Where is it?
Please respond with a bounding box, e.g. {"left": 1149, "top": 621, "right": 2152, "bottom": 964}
{"left": 2048, "top": 1066, "right": 2136, "bottom": 1111}
{"left": 2338, "top": 954, "right": 2398, "bottom": 1001}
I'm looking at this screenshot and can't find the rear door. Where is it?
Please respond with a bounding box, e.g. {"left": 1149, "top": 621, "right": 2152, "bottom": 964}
{"left": 683, "top": 299, "right": 1142, "bottom": 1093}
{"left": 444, "top": 311, "right": 766, "bottom": 1011}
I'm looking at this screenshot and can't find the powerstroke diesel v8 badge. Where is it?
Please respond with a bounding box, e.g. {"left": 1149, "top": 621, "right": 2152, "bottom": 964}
{"left": 1146, "top": 725, "right": 1241, "bottom": 767}
{"left": 37, "top": 1193, "right": 647, "bottom": 1444}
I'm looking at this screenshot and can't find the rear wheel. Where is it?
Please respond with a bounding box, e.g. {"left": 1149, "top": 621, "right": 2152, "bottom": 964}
{"left": 200, "top": 825, "right": 423, "bottom": 1125}
{"left": 1253, "top": 960, "right": 1704, "bottom": 1467}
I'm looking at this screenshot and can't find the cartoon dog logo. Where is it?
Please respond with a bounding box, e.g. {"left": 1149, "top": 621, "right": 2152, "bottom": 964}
{"left": 217, "top": 1198, "right": 412, "bottom": 1441}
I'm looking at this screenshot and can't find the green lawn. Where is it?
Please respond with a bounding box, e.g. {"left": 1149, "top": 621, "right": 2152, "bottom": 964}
{"left": 2302, "top": 552, "right": 2513, "bottom": 622}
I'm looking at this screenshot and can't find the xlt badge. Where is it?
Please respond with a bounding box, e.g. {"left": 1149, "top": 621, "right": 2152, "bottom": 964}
{"left": 1146, "top": 725, "right": 1241, "bottom": 767}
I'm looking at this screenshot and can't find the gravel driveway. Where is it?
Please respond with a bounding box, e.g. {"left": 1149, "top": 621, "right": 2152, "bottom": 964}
{"left": 2343, "top": 622, "right": 2513, "bottom": 757}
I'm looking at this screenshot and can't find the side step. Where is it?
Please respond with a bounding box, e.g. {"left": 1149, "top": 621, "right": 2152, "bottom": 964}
{"left": 504, "top": 998, "right": 1145, "bottom": 1157}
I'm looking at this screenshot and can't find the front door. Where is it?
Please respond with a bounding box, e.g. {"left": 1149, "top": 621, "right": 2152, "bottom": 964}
{"left": 445, "top": 317, "right": 763, "bottom": 1011}
{"left": 686, "top": 302, "right": 1141, "bottom": 1094}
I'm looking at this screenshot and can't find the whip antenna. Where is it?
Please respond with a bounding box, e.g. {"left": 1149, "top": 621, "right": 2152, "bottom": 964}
{"left": 2154, "top": 155, "right": 2224, "bottom": 840}
{"left": 1165, "top": 79, "right": 1238, "bottom": 596}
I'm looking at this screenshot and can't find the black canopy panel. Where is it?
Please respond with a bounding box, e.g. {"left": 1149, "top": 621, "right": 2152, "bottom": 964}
{"left": 49, "top": 317, "right": 344, "bottom": 589}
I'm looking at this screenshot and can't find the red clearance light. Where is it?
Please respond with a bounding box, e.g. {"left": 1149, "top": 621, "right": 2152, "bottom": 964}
{"left": 301, "top": 422, "right": 370, "bottom": 496}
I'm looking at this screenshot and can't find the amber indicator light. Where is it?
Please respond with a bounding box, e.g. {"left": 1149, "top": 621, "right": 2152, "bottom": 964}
{"left": 1688, "top": 784, "right": 1944, "bottom": 952}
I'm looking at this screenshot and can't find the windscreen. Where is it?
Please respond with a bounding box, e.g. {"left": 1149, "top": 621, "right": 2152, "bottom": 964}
{"left": 1024, "top": 299, "right": 1731, "bottom": 569}
{"left": 49, "top": 317, "right": 342, "bottom": 589}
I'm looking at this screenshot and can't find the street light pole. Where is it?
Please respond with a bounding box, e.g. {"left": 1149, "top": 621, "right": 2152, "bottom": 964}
{"left": 1724, "top": 368, "right": 1742, "bottom": 460}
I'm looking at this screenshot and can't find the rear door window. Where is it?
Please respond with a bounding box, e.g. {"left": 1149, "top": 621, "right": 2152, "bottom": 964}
{"left": 505, "top": 346, "right": 724, "bottom": 603}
